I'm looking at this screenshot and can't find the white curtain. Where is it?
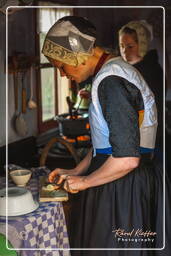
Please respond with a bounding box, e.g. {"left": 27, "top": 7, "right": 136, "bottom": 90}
{"left": 37, "top": 2, "right": 73, "bottom": 115}
{"left": 37, "top": 1, "right": 73, "bottom": 33}
{"left": 57, "top": 71, "right": 70, "bottom": 115}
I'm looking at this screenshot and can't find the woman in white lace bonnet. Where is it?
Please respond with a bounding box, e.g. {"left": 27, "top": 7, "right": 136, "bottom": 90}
{"left": 119, "top": 20, "right": 163, "bottom": 160}
{"left": 118, "top": 20, "right": 153, "bottom": 64}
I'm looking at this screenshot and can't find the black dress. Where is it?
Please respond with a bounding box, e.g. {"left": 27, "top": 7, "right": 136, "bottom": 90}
{"left": 68, "top": 74, "right": 168, "bottom": 256}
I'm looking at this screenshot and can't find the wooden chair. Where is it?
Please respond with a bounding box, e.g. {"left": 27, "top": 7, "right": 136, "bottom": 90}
{"left": 39, "top": 137, "right": 80, "bottom": 167}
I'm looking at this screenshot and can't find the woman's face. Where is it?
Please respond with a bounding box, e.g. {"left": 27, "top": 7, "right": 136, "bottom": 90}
{"left": 119, "top": 33, "right": 141, "bottom": 64}
{"left": 48, "top": 58, "right": 92, "bottom": 83}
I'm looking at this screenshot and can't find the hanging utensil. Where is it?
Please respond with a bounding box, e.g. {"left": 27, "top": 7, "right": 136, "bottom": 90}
{"left": 13, "top": 70, "right": 18, "bottom": 112}
{"left": 15, "top": 72, "right": 28, "bottom": 137}
{"left": 11, "top": 70, "right": 19, "bottom": 128}
{"left": 28, "top": 65, "right": 37, "bottom": 109}
{"left": 11, "top": 56, "right": 19, "bottom": 122}
{"left": 21, "top": 72, "right": 27, "bottom": 113}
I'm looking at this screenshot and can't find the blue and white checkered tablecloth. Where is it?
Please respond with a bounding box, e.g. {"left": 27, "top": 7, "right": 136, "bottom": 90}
{"left": 0, "top": 166, "right": 71, "bottom": 256}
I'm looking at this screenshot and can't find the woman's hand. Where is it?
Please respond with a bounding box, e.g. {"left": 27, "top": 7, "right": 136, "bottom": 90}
{"left": 64, "top": 175, "right": 89, "bottom": 193}
{"left": 48, "top": 168, "right": 77, "bottom": 185}
{"left": 78, "top": 89, "right": 91, "bottom": 99}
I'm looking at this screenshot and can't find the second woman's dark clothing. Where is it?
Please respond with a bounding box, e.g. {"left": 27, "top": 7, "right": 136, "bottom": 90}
{"left": 134, "top": 49, "right": 163, "bottom": 151}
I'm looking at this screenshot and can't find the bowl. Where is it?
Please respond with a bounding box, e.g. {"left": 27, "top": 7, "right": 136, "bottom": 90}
{"left": 0, "top": 187, "right": 39, "bottom": 216}
{"left": 10, "top": 169, "right": 32, "bottom": 187}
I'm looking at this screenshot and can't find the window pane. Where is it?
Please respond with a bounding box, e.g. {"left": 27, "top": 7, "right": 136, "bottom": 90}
{"left": 41, "top": 68, "right": 56, "bottom": 121}
{"left": 37, "top": 6, "right": 73, "bottom": 132}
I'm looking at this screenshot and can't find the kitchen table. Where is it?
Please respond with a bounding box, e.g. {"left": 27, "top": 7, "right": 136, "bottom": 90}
{"left": 0, "top": 166, "right": 71, "bottom": 256}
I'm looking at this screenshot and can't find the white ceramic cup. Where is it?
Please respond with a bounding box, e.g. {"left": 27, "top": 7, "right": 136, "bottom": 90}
{"left": 10, "top": 169, "right": 32, "bottom": 187}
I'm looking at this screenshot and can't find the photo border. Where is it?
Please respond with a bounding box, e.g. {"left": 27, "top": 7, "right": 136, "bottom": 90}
{"left": 5, "top": 5, "right": 165, "bottom": 251}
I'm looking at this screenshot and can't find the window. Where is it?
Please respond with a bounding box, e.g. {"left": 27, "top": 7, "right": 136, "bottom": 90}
{"left": 37, "top": 3, "right": 72, "bottom": 133}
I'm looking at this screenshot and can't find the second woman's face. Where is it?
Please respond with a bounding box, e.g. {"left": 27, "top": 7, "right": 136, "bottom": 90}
{"left": 119, "top": 33, "right": 141, "bottom": 64}
{"left": 48, "top": 58, "right": 92, "bottom": 83}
